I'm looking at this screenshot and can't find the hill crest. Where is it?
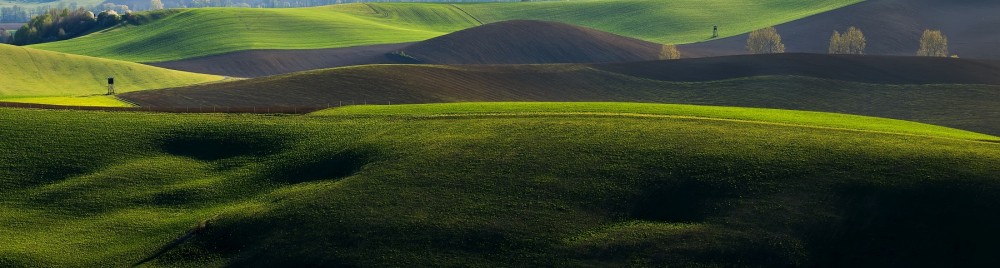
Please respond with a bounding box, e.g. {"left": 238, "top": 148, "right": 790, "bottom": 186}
{"left": 398, "top": 20, "right": 665, "bottom": 64}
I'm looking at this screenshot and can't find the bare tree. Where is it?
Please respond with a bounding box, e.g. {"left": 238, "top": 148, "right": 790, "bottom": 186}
{"left": 829, "top": 27, "right": 866, "bottom": 54}
{"left": 829, "top": 30, "right": 842, "bottom": 54}
{"left": 917, "top": 29, "right": 949, "bottom": 57}
{"left": 844, "top": 27, "right": 866, "bottom": 54}
{"left": 746, "top": 27, "right": 785, "bottom": 54}
{"left": 659, "top": 44, "right": 681, "bottom": 60}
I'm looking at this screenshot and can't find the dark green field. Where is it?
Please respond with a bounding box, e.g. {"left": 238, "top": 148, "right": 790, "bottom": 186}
{"left": 1, "top": 103, "right": 999, "bottom": 266}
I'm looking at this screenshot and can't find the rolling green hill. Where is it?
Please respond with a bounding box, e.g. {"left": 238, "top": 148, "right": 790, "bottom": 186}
{"left": 1, "top": 103, "right": 999, "bottom": 266}
{"left": 29, "top": 0, "right": 861, "bottom": 62}
{"left": 0, "top": 44, "right": 221, "bottom": 103}
{"left": 28, "top": 4, "right": 481, "bottom": 62}
{"left": 458, "top": 0, "right": 863, "bottom": 45}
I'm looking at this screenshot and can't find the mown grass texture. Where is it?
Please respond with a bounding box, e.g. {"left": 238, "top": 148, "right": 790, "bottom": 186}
{"left": 1, "top": 102, "right": 998, "bottom": 267}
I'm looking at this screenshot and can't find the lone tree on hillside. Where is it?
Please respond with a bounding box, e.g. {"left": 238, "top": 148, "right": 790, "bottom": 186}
{"left": 659, "top": 44, "right": 681, "bottom": 60}
{"left": 917, "top": 29, "right": 949, "bottom": 57}
{"left": 829, "top": 27, "right": 866, "bottom": 54}
{"left": 746, "top": 27, "right": 785, "bottom": 54}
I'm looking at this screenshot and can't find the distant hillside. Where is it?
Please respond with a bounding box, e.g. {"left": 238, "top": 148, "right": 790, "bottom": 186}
{"left": 681, "top": 0, "right": 1000, "bottom": 59}
{"left": 0, "top": 44, "right": 220, "bottom": 98}
{"left": 29, "top": 0, "right": 861, "bottom": 62}
{"left": 29, "top": 4, "right": 480, "bottom": 62}
{"left": 121, "top": 54, "right": 1000, "bottom": 135}
{"left": 398, "top": 20, "right": 663, "bottom": 64}
{"left": 149, "top": 20, "right": 668, "bottom": 77}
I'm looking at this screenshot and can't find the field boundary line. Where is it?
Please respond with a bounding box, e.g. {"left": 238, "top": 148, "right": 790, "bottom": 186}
{"left": 450, "top": 4, "right": 484, "bottom": 25}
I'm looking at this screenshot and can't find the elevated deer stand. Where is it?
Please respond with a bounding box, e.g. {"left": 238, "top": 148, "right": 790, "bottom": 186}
{"left": 107, "top": 77, "right": 115, "bottom": 95}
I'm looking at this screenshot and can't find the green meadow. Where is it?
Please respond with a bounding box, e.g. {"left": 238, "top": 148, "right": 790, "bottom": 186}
{"left": 2, "top": 102, "right": 998, "bottom": 266}
{"left": 29, "top": 4, "right": 481, "bottom": 62}
{"left": 29, "top": 0, "right": 861, "bottom": 62}
{"left": 0, "top": 44, "right": 221, "bottom": 100}
{"left": 458, "top": 0, "right": 863, "bottom": 44}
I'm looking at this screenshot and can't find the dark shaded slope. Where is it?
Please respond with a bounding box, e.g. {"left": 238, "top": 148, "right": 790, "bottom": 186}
{"left": 595, "top": 54, "right": 1000, "bottom": 84}
{"left": 149, "top": 43, "right": 412, "bottom": 78}
{"left": 398, "top": 20, "right": 664, "bottom": 64}
{"left": 680, "top": 0, "right": 1000, "bottom": 59}
{"left": 121, "top": 54, "right": 1000, "bottom": 135}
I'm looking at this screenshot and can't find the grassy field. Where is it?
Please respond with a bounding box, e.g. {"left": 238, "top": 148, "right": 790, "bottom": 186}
{"left": 30, "top": 0, "right": 860, "bottom": 62}
{"left": 29, "top": 4, "right": 480, "bottom": 62}
{"left": 0, "top": 44, "right": 221, "bottom": 101}
{"left": 0, "top": 96, "right": 134, "bottom": 107}
{"left": 458, "top": 0, "right": 862, "bottom": 44}
{"left": 1, "top": 102, "right": 999, "bottom": 266}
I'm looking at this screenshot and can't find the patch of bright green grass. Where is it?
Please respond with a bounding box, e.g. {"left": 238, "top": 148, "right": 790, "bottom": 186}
{"left": 458, "top": 0, "right": 862, "bottom": 44}
{"left": 29, "top": 4, "right": 480, "bottom": 62}
{"left": 315, "top": 102, "right": 999, "bottom": 142}
{"left": 1, "top": 102, "right": 998, "bottom": 267}
{"left": 0, "top": 44, "right": 221, "bottom": 99}
{"left": 30, "top": 0, "right": 860, "bottom": 62}
{"left": 0, "top": 96, "right": 134, "bottom": 107}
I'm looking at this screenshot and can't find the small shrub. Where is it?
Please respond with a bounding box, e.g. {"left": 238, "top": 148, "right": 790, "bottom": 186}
{"left": 659, "top": 44, "right": 681, "bottom": 60}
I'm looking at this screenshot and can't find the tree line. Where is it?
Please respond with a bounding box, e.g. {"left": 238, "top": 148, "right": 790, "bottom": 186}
{"left": 8, "top": 8, "right": 172, "bottom": 45}
{"left": 746, "top": 27, "right": 952, "bottom": 57}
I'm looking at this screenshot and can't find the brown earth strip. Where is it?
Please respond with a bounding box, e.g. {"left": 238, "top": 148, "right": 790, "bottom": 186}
{"left": 680, "top": 0, "right": 1000, "bottom": 59}
{"left": 593, "top": 53, "right": 1000, "bottom": 84}
{"left": 0, "top": 23, "right": 22, "bottom": 30}
{"left": 119, "top": 54, "right": 1000, "bottom": 135}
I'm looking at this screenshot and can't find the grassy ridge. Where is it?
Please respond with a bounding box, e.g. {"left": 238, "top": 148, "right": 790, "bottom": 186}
{"left": 29, "top": 4, "right": 479, "bottom": 62}
{"left": 316, "top": 102, "right": 999, "bottom": 142}
{"left": 1, "top": 103, "right": 999, "bottom": 266}
{"left": 0, "top": 44, "right": 221, "bottom": 99}
{"left": 30, "top": 0, "right": 860, "bottom": 62}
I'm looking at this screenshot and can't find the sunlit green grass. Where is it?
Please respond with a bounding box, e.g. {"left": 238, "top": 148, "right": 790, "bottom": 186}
{"left": 30, "top": 0, "right": 860, "bottom": 62}
{"left": 0, "top": 44, "right": 221, "bottom": 99}
{"left": 458, "top": 0, "right": 862, "bottom": 44}
{"left": 0, "top": 96, "right": 134, "bottom": 107}
{"left": 316, "top": 102, "right": 997, "bottom": 141}
{"left": 29, "top": 4, "right": 480, "bottom": 62}
{"left": 1, "top": 102, "right": 997, "bottom": 266}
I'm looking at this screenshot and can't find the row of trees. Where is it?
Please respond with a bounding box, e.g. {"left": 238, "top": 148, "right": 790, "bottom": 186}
{"left": 828, "top": 27, "right": 866, "bottom": 54}
{"left": 9, "top": 8, "right": 131, "bottom": 45}
{"left": 1, "top": 6, "right": 34, "bottom": 23}
{"left": 0, "top": 0, "right": 552, "bottom": 23}
{"left": 746, "top": 27, "right": 951, "bottom": 57}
